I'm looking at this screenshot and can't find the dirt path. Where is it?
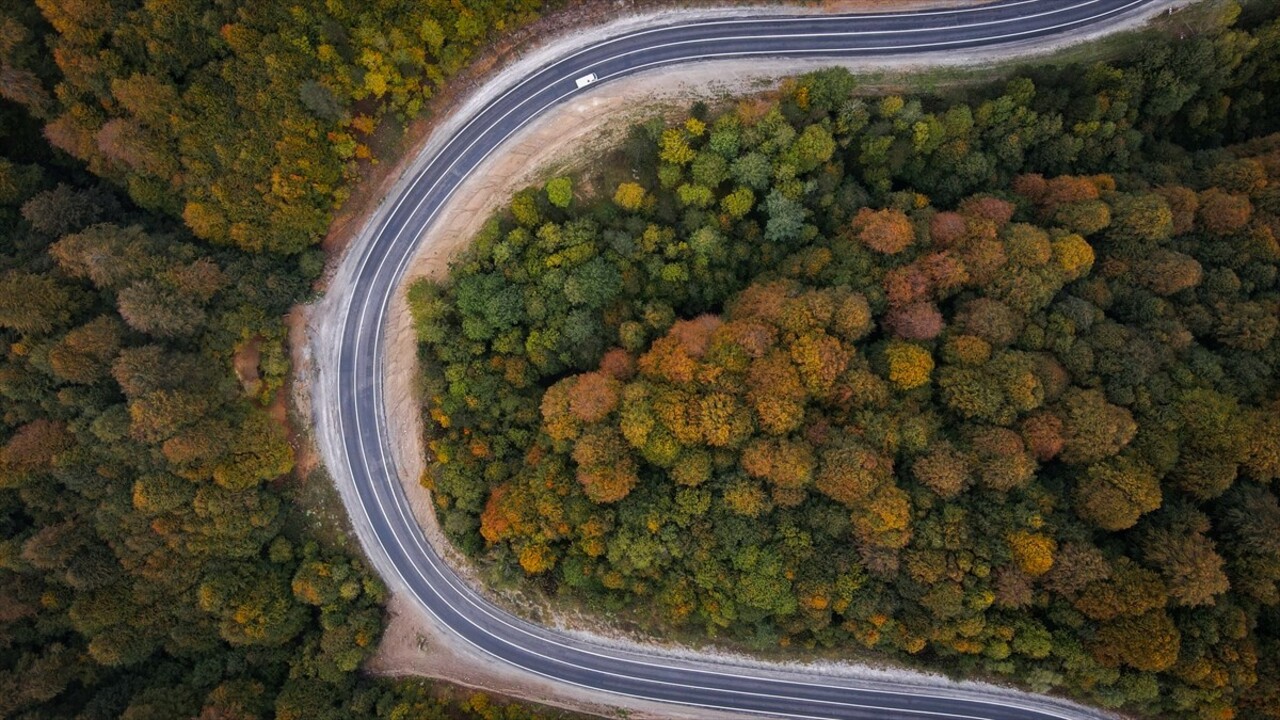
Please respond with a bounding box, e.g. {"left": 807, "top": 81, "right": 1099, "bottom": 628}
{"left": 300, "top": 0, "right": 1193, "bottom": 717}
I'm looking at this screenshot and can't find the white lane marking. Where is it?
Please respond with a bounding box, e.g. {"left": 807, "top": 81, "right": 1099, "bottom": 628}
{"left": 452, "top": 0, "right": 1091, "bottom": 81}
{"left": 351, "top": 0, "right": 1132, "bottom": 316}
{"left": 349, "top": 0, "right": 1144, "bottom": 715}
{"left": 339, "top": 0, "right": 1095, "bottom": 279}
{"left": 336, "top": 2, "right": 1148, "bottom": 718}
{"left": 354, "top": 7, "right": 1132, "bottom": 717}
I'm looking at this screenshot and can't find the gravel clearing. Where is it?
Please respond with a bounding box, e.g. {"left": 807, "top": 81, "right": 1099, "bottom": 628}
{"left": 297, "top": 0, "right": 1192, "bottom": 716}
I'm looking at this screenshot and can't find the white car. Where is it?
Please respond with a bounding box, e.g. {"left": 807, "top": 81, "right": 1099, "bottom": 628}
{"left": 575, "top": 72, "right": 598, "bottom": 89}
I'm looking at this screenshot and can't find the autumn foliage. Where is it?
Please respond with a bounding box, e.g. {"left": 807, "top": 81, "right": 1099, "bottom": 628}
{"left": 413, "top": 40, "right": 1280, "bottom": 720}
{"left": 852, "top": 207, "right": 915, "bottom": 254}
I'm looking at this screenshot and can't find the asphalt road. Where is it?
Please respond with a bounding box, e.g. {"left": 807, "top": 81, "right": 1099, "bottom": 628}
{"left": 334, "top": 1, "right": 1159, "bottom": 717}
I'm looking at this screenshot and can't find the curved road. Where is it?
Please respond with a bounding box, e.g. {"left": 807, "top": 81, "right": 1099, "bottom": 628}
{"left": 333, "top": 1, "right": 1160, "bottom": 717}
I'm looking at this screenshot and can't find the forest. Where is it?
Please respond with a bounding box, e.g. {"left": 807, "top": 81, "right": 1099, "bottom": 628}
{"left": 5, "top": 0, "right": 556, "bottom": 255}
{"left": 410, "top": 2, "right": 1280, "bottom": 717}
{"left": 0, "top": 0, "right": 571, "bottom": 718}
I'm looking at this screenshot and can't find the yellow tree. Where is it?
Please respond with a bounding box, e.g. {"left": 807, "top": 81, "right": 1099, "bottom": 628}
{"left": 885, "top": 341, "right": 934, "bottom": 390}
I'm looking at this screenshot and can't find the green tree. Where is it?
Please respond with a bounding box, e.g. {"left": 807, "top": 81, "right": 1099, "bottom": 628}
{"left": 545, "top": 176, "right": 572, "bottom": 208}
{"left": 0, "top": 270, "right": 78, "bottom": 333}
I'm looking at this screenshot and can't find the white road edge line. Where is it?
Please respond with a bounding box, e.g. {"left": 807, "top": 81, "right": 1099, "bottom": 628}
{"left": 329, "top": 0, "right": 1161, "bottom": 717}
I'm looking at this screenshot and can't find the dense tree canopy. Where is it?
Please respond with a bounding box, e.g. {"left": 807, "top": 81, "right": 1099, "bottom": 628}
{"left": 413, "top": 6, "right": 1280, "bottom": 718}
{"left": 0, "top": 1, "right": 576, "bottom": 717}
{"left": 4, "top": 0, "right": 1280, "bottom": 716}
{"left": 2, "top": 0, "right": 559, "bottom": 254}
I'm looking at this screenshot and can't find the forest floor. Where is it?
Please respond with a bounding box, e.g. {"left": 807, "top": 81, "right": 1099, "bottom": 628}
{"left": 297, "top": 0, "right": 1196, "bottom": 716}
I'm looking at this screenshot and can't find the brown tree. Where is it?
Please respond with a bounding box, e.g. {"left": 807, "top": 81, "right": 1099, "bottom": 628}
{"left": 0, "top": 420, "right": 73, "bottom": 488}
{"left": 955, "top": 297, "right": 1021, "bottom": 346}
{"left": 0, "top": 270, "right": 78, "bottom": 334}
{"left": 567, "top": 372, "right": 622, "bottom": 422}
{"left": 117, "top": 280, "right": 205, "bottom": 337}
{"left": 1156, "top": 185, "right": 1199, "bottom": 235}
{"left": 885, "top": 302, "right": 944, "bottom": 340}
{"left": 911, "top": 442, "right": 971, "bottom": 498}
{"left": 1056, "top": 388, "right": 1137, "bottom": 465}
{"left": 816, "top": 437, "right": 893, "bottom": 507}
{"left": 1197, "top": 189, "right": 1253, "bottom": 234}
{"left": 1091, "top": 611, "right": 1181, "bottom": 672}
{"left": 742, "top": 437, "right": 815, "bottom": 490}
{"left": 48, "top": 315, "right": 122, "bottom": 384}
{"left": 852, "top": 207, "right": 914, "bottom": 254}
{"left": 1074, "top": 454, "right": 1162, "bottom": 531}
{"left": 930, "top": 211, "right": 968, "bottom": 247}
{"left": 1138, "top": 250, "right": 1203, "bottom": 296}
{"left": 1019, "top": 412, "right": 1064, "bottom": 461}
{"left": 1073, "top": 559, "right": 1166, "bottom": 621}
{"left": 1044, "top": 541, "right": 1112, "bottom": 597}
{"left": 1142, "top": 509, "right": 1230, "bottom": 607}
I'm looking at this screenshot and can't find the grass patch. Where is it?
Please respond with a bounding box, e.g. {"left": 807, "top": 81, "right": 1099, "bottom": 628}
{"left": 281, "top": 464, "right": 361, "bottom": 553}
